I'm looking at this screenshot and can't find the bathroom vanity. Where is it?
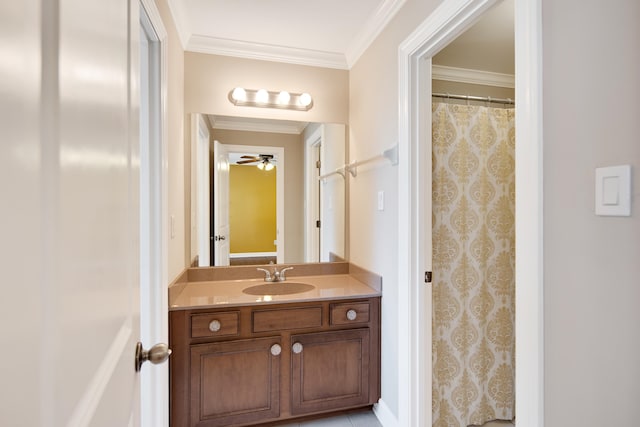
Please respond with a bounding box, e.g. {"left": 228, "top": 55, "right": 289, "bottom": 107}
{"left": 168, "top": 266, "right": 381, "bottom": 427}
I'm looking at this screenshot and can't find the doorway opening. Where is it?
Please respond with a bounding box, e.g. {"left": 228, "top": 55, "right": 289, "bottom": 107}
{"left": 211, "top": 143, "right": 285, "bottom": 266}
{"left": 396, "top": 0, "right": 543, "bottom": 425}
{"left": 430, "top": 2, "right": 516, "bottom": 426}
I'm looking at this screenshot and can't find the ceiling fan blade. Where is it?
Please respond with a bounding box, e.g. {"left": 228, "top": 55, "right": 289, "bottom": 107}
{"left": 240, "top": 155, "right": 259, "bottom": 160}
{"left": 236, "top": 159, "right": 258, "bottom": 164}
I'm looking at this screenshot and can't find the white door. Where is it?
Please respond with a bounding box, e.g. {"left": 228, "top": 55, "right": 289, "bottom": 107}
{"left": 0, "top": 2, "right": 168, "bottom": 425}
{"left": 318, "top": 124, "right": 346, "bottom": 262}
{"left": 195, "top": 115, "right": 211, "bottom": 266}
{"left": 213, "top": 140, "right": 231, "bottom": 266}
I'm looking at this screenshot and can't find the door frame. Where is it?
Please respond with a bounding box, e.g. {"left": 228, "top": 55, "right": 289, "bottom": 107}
{"left": 139, "top": 1, "right": 169, "bottom": 426}
{"left": 218, "top": 143, "right": 285, "bottom": 263}
{"left": 304, "top": 126, "right": 322, "bottom": 262}
{"left": 396, "top": 0, "right": 544, "bottom": 426}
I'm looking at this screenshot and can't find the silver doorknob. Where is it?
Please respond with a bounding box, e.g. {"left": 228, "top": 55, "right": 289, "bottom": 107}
{"left": 135, "top": 342, "right": 172, "bottom": 372}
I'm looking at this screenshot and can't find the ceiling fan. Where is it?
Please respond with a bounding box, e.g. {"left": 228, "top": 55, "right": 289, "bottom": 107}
{"left": 236, "top": 154, "right": 276, "bottom": 170}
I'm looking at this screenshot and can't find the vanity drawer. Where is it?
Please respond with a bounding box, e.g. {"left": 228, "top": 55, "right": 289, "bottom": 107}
{"left": 191, "top": 312, "right": 239, "bottom": 338}
{"left": 253, "top": 307, "right": 322, "bottom": 333}
{"left": 330, "top": 302, "right": 370, "bottom": 325}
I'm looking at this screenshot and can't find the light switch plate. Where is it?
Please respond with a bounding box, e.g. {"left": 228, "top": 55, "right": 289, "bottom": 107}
{"left": 595, "top": 165, "right": 631, "bottom": 216}
{"left": 377, "top": 191, "right": 384, "bottom": 211}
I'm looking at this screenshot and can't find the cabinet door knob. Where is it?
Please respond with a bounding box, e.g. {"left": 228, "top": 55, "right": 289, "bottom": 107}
{"left": 270, "top": 344, "right": 282, "bottom": 356}
{"left": 346, "top": 309, "right": 357, "bottom": 321}
{"left": 292, "top": 342, "right": 303, "bottom": 354}
{"left": 208, "top": 319, "right": 221, "bottom": 332}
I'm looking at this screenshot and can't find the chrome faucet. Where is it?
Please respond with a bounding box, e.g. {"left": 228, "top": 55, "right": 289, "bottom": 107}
{"left": 257, "top": 265, "right": 294, "bottom": 282}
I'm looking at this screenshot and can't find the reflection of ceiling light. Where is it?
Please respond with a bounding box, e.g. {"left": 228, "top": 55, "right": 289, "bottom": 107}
{"left": 257, "top": 158, "right": 275, "bottom": 171}
{"left": 228, "top": 88, "right": 313, "bottom": 111}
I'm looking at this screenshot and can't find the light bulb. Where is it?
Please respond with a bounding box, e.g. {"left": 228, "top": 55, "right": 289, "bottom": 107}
{"left": 298, "top": 92, "right": 312, "bottom": 107}
{"left": 231, "top": 87, "right": 246, "bottom": 102}
{"left": 257, "top": 162, "right": 265, "bottom": 170}
{"left": 256, "top": 89, "right": 269, "bottom": 104}
{"left": 264, "top": 162, "right": 274, "bottom": 171}
{"left": 277, "top": 91, "right": 291, "bottom": 105}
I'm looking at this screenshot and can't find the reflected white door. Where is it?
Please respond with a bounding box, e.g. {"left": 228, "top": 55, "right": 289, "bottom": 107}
{"left": 195, "top": 115, "right": 211, "bottom": 266}
{"left": 213, "top": 140, "right": 230, "bottom": 265}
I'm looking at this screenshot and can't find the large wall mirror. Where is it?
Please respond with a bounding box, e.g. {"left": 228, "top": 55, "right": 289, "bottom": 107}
{"left": 191, "top": 114, "right": 347, "bottom": 267}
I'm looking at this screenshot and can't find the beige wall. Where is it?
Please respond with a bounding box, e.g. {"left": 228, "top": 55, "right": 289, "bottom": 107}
{"left": 542, "top": 0, "right": 640, "bottom": 425}
{"left": 155, "top": 0, "right": 187, "bottom": 282}
{"left": 349, "top": 0, "right": 444, "bottom": 417}
{"left": 212, "top": 128, "right": 305, "bottom": 263}
{"left": 184, "top": 53, "right": 349, "bottom": 124}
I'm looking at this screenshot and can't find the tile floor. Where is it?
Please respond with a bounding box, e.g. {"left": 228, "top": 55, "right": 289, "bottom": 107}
{"left": 274, "top": 409, "right": 514, "bottom": 427}
{"left": 275, "top": 409, "right": 382, "bottom": 427}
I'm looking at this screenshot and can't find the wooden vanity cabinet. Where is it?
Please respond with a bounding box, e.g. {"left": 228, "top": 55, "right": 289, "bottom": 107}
{"left": 169, "top": 297, "right": 380, "bottom": 427}
{"left": 290, "top": 328, "right": 371, "bottom": 415}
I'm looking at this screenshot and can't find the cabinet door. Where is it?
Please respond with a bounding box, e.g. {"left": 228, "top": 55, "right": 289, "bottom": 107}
{"left": 290, "top": 329, "right": 370, "bottom": 415}
{"left": 190, "top": 337, "right": 281, "bottom": 427}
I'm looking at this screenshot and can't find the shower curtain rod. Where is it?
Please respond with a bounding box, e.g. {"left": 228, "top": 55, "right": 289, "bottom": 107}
{"left": 432, "top": 92, "right": 515, "bottom": 105}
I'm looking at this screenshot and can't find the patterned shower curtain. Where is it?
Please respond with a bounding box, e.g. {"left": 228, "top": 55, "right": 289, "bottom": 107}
{"left": 431, "top": 102, "right": 515, "bottom": 427}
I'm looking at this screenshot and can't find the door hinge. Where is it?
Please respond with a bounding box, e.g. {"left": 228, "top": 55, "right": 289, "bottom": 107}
{"left": 424, "top": 271, "right": 432, "bottom": 283}
{"left": 316, "top": 160, "right": 321, "bottom": 169}
{"left": 316, "top": 220, "right": 321, "bottom": 228}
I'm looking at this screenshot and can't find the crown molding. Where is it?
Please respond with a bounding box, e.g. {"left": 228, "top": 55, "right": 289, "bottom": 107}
{"left": 432, "top": 64, "right": 515, "bottom": 88}
{"left": 186, "top": 35, "right": 349, "bottom": 70}
{"left": 165, "top": 0, "right": 190, "bottom": 49}
{"left": 346, "top": 0, "right": 407, "bottom": 68}
{"left": 208, "top": 115, "right": 308, "bottom": 135}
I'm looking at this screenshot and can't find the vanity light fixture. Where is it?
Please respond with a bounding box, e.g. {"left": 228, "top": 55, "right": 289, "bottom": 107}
{"left": 229, "top": 87, "right": 313, "bottom": 111}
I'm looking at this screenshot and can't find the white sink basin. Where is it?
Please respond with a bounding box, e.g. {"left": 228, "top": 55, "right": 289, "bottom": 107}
{"left": 242, "top": 282, "right": 315, "bottom": 296}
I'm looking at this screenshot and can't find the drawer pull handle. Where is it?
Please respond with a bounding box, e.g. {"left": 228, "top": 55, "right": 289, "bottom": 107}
{"left": 270, "top": 344, "right": 282, "bottom": 356}
{"left": 292, "top": 342, "right": 303, "bottom": 354}
{"left": 346, "top": 309, "right": 358, "bottom": 321}
{"left": 208, "top": 319, "right": 222, "bottom": 332}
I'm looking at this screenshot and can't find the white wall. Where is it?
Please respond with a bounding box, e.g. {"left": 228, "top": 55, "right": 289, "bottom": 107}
{"left": 542, "top": 1, "right": 640, "bottom": 424}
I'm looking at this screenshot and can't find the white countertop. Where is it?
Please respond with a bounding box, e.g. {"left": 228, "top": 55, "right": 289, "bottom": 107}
{"left": 170, "top": 274, "right": 381, "bottom": 310}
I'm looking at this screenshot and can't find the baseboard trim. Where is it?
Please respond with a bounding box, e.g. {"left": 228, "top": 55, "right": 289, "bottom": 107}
{"left": 373, "top": 399, "right": 398, "bottom": 427}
